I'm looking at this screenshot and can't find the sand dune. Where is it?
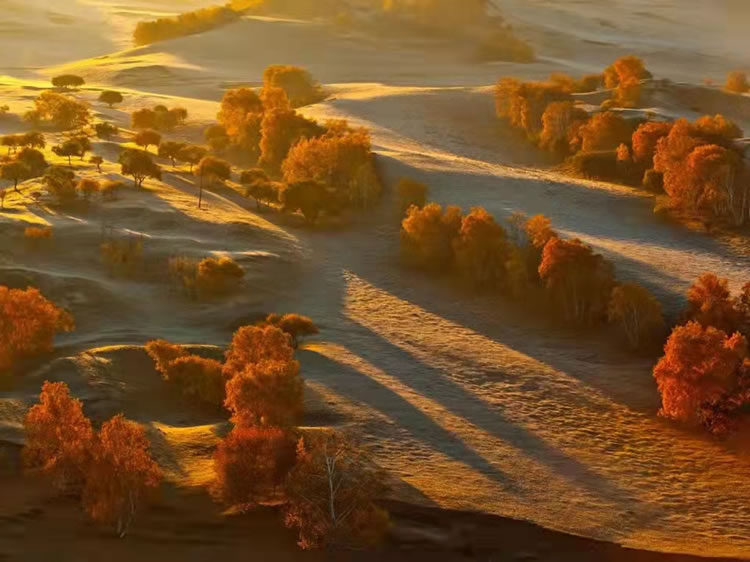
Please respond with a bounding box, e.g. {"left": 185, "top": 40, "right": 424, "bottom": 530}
{"left": 2, "top": 1, "right": 750, "bottom": 558}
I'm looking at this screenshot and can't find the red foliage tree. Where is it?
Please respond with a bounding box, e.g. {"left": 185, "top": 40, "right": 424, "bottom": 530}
{"left": 685, "top": 273, "right": 743, "bottom": 334}
{"left": 83, "top": 415, "right": 161, "bottom": 537}
{"left": 653, "top": 322, "right": 747, "bottom": 424}
{"left": 223, "top": 325, "right": 295, "bottom": 379}
{"left": 0, "top": 286, "right": 74, "bottom": 373}
{"left": 212, "top": 426, "right": 296, "bottom": 506}
{"left": 631, "top": 121, "right": 673, "bottom": 166}
{"left": 23, "top": 381, "right": 94, "bottom": 491}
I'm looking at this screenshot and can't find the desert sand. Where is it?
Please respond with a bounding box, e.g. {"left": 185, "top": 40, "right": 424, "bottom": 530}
{"left": 2, "top": 1, "right": 750, "bottom": 559}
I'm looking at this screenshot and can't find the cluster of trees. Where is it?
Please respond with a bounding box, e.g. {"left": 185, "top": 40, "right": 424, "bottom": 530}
{"left": 400, "top": 198, "right": 665, "bottom": 350}
{"left": 496, "top": 57, "right": 750, "bottom": 227}
{"left": 145, "top": 319, "right": 385, "bottom": 548}
{"left": 0, "top": 286, "right": 73, "bottom": 374}
{"left": 131, "top": 105, "right": 188, "bottom": 131}
{"left": 654, "top": 274, "right": 750, "bottom": 435}
{"left": 0, "top": 133, "right": 48, "bottom": 195}
{"left": 133, "top": 4, "right": 242, "bottom": 45}
{"left": 168, "top": 255, "right": 245, "bottom": 299}
{"left": 23, "top": 382, "right": 161, "bottom": 536}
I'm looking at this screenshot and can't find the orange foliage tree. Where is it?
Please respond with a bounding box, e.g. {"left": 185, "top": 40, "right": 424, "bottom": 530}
{"left": 453, "top": 207, "right": 511, "bottom": 289}
{"left": 259, "top": 109, "right": 323, "bottom": 171}
{"left": 224, "top": 358, "right": 304, "bottom": 429}
{"left": 685, "top": 273, "right": 743, "bottom": 334}
{"left": 725, "top": 71, "right": 749, "bottom": 94}
{"left": 83, "top": 415, "right": 161, "bottom": 537}
{"left": 538, "top": 237, "right": 615, "bottom": 325}
{"left": 687, "top": 144, "right": 746, "bottom": 225}
{"left": 0, "top": 286, "right": 74, "bottom": 373}
{"left": 23, "top": 381, "right": 94, "bottom": 491}
{"left": 261, "top": 313, "right": 319, "bottom": 349}
{"left": 539, "top": 101, "right": 587, "bottom": 154}
{"left": 396, "top": 178, "right": 428, "bottom": 216}
{"left": 400, "top": 202, "right": 462, "bottom": 270}
{"left": 212, "top": 426, "right": 296, "bottom": 506}
{"left": 607, "top": 283, "right": 664, "bottom": 350}
{"left": 223, "top": 325, "right": 295, "bottom": 378}
{"left": 653, "top": 322, "right": 747, "bottom": 424}
{"left": 283, "top": 432, "right": 389, "bottom": 550}
{"left": 579, "top": 111, "right": 631, "bottom": 152}
{"left": 631, "top": 121, "right": 673, "bottom": 167}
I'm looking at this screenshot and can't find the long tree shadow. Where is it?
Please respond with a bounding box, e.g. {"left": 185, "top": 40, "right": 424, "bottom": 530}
{"left": 299, "top": 346, "right": 525, "bottom": 497}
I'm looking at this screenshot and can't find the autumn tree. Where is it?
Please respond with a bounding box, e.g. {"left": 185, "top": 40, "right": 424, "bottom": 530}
{"left": 134, "top": 129, "right": 162, "bottom": 152}
{"left": 453, "top": 207, "right": 511, "bottom": 289}
{"left": 262, "top": 65, "right": 323, "bottom": 108}
{"left": 89, "top": 155, "right": 103, "bottom": 173}
{"left": 261, "top": 313, "right": 319, "bottom": 348}
{"left": 259, "top": 109, "right": 323, "bottom": 171}
{"left": 0, "top": 161, "right": 30, "bottom": 192}
{"left": 725, "top": 71, "right": 749, "bottom": 94}
{"left": 687, "top": 144, "right": 746, "bottom": 224}
{"left": 20, "top": 131, "right": 45, "bottom": 149}
{"left": 692, "top": 114, "right": 743, "bottom": 142}
{"left": 212, "top": 427, "right": 296, "bottom": 506}
{"left": 603, "top": 56, "right": 649, "bottom": 105}
{"left": 653, "top": 119, "right": 704, "bottom": 207}
{"left": 684, "top": 273, "right": 742, "bottom": 334}
{"left": 52, "top": 74, "right": 85, "bottom": 90}
{"left": 196, "top": 156, "right": 231, "bottom": 209}
{"left": 538, "top": 237, "right": 615, "bottom": 325}
{"left": 83, "top": 415, "right": 161, "bottom": 537}
{"left": 119, "top": 148, "right": 162, "bottom": 188}
{"left": 158, "top": 141, "right": 186, "bottom": 167}
{"left": 280, "top": 181, "right": 331, "bottom": 224}
{"left": 25, "top": 92, "right": 90, "bottom": 129}
{"left": 176, "top": 144, "right": 207, "bottom": 173}
{"left": 283, "top": 432, "right": 389, "bottom": 550}
{"left": 631, "top": 121, "right": 673, "bottom": 167}
{"left": 608, "top": 282, "right": 665, "bottom": 350}
{"left": 15, "top": 147, "right": 47, "bottom": 178}
{"left": 579, "top": 111, "right": 631, "bottom": 152}
{"left": 77, "top": 178, "right": 100, "bottom": 201}
{"left": 53, "top": 138, "right": 82, "bottom": 165}
{"left": 23, "top": 381, "right": 93, "bottom": 491}
{"left": 205, "top": 124, "right": 230, "bottom": 152}
{"left": 539, "top": 101, "right": 587, "bottom": 154}
{"left": 98, "top": 90, "right": 124, "bottom": 108}
{"left": 653, "top": 322, "right": 747, "bottom": 424}
{"left": 43, "top": 165, "right": 77, "bottom": 204}
{"left": 223, "top": 324, "right": 295, "bottom": 379}
{"left": 95, "top": 122, "right": 119, "bottom": 140}
{"left": 240, "top": 169, "right": 279, "bottom": 210}
{"left": 400, "top": 202, "right": 462, "bottom": 270}
{"left": 195, "top": 255, "right": 244, "bottom": 296}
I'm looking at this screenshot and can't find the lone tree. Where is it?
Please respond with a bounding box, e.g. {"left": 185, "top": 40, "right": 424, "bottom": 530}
{"left": 283, "top": 432, "right": 389, "bottom": 550}
{"left": 21, "top": 131, "right": 46, "bottom": 150}
{"left": 195, "top": 156, "right": 231, "bottom": 209}
{"left": 1, "top": 161, "right": 31, "bottom": 192}
{"left": 134, "top": 129, "right": 162, "bottom": 152}
{"left": 158, "top": 140, "right": 186, "bottom": 167}
{"left": 176, "top": 144, "right": 207, "bottom": 173}
{"left": 53, "top": 139, "right": 83, "bottom": 166}
{"left": 119, "top": 149, "right": 162, "bottom": 188}
{"left": 52, "top": 74, "right": 85, "bottom": 90}
{"left": 23, "top": 381, "right": 93, "bottom": 492}
{"left": 43, "top": 166, "right": 77, "bottom": 204}
{"left": 90, "top": 155, "right": 104, "bottom": 173}
{"left": 95, "top": 122, "right": 119, "bottom": 140}
{"left": 83, "top": 415, "right": 161, "bottom": 537}
{"left": 98, "top": 90, "right": 124, "bottom": 108}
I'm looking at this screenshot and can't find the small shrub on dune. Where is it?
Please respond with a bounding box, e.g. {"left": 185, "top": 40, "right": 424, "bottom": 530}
{"left": 196, "top": 255, "right": 244, "bottom": 296}
{"left": 158, "top": 141, "right": 187, "bottom": 167}
{"left": 261, "top": 313, "right": 319, "bottom": 348}
{"left": 24, "top": 225, "right": 53, "bottom": 245}
{"left": 283, "top": 432, "right": 389, "bottom": 550}
{"left": 98, "top": 90, "right": 123, "bottom": 108}
{"left": 77, "top": 178, "right": 100, "bottom": 201}
{"left": 83, "top": 415, "right": 161, "bottom": 537}
{"left": 223, "top": 325, "right": 296, "bottom": 379}
{"left": 396, "top": 178, "right": 428, "bottom": 217}
{"left": 100, "top": 179, "right": 124, "bottom": 201}
{"left": 608, "top": 282, "right": 665, "bottom": 351}
{"left": 453, "top": 207, "right": 512, "bottom": 289}
{"left": 538, "top": 237, "right": 615, "bottom": 325}
{"left": 400, "top": 202, "right": 462, "bottom": 270}
{"left": 146, "top": 339, "right": 227, "bottom": 408}
{"left": 90, "top": 155, "right": 103, "bottom": 173}
{"left": 23, "top": 381, "right": 93, "bottom": 492}
{"left": 134, "top": 5, "right": 240, "bottom": 45}
{"left": 0, "top": 287, "right": 73, "bottom": 373}
{"left": 262, "top": 65, "right": 324, "bottom": 108}
{"left": 212, "top": 426, "right": 296, "bottom": 507}
{"left": 725, "top": 71, "right": 749, "bottom": 94}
